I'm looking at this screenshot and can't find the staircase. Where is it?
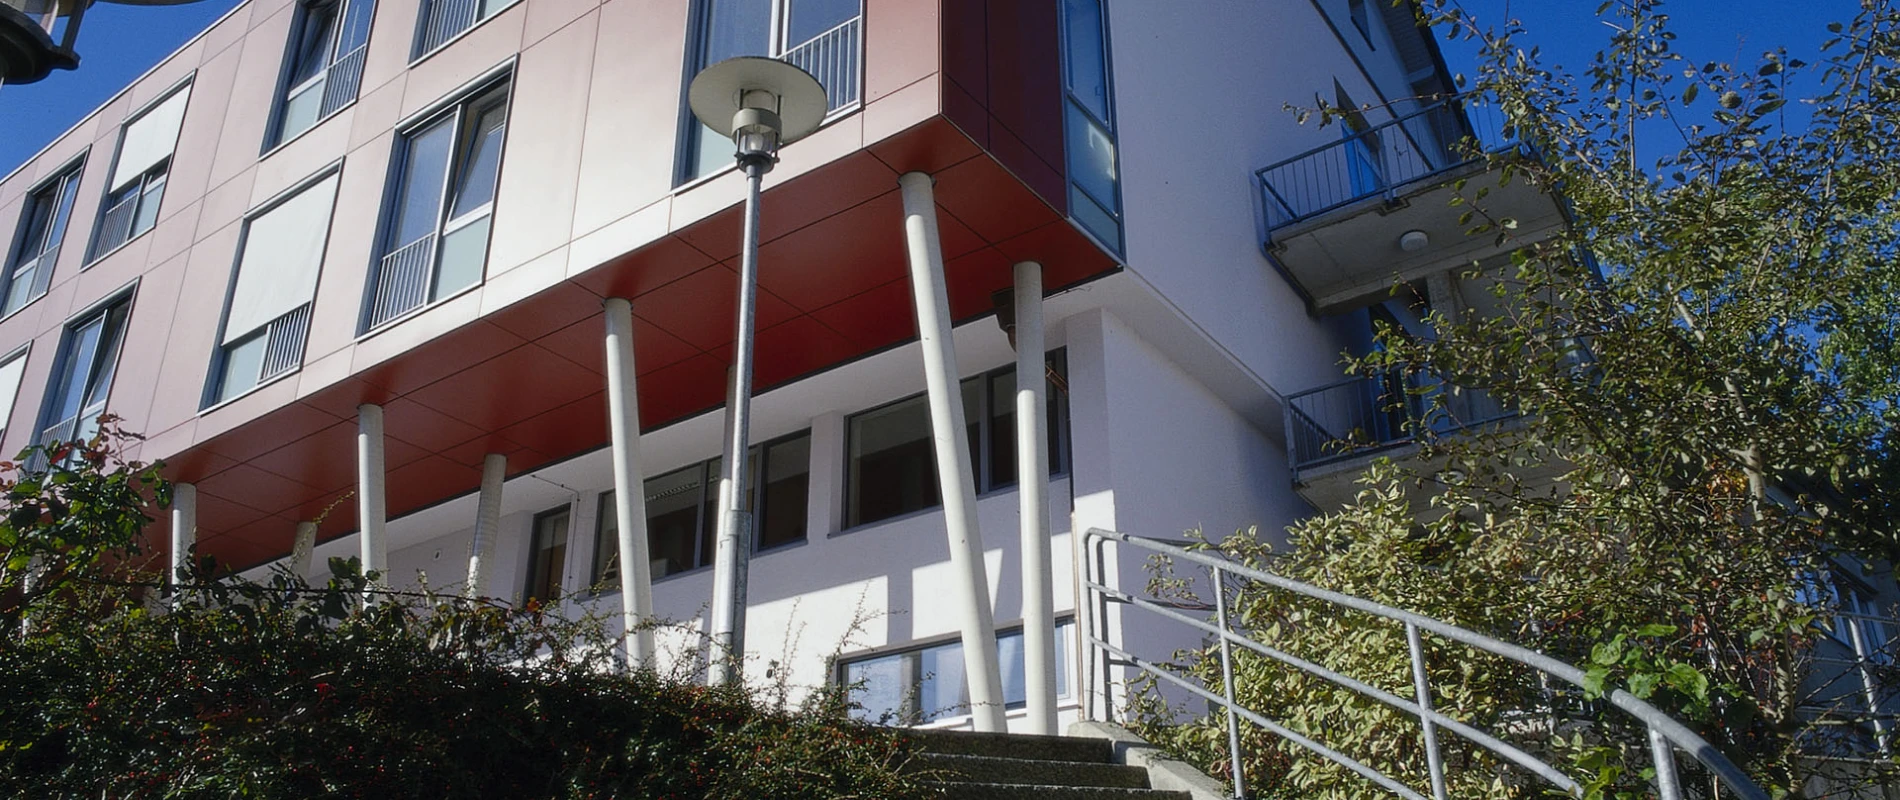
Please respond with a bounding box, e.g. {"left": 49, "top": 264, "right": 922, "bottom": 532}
{"left": 908, "top": 729, "right": 1191, "bottom": 799}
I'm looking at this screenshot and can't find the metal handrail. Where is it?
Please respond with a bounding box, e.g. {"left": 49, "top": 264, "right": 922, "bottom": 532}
{"left": 1080, "top": 528, "right": 1771, "bottom": 800}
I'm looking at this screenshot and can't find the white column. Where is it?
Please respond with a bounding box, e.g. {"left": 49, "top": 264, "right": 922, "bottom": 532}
{"left": 291, "top": 521, "right": 317, "bottom": 578}
{"left": 1014, "top": 261, "right": 1058, "bottom": 735}
{"left": 604, "top": 297, "right": 656, "bottom": 669}
{"left": 898, "top": 171, "right": 1007, "bottom": 732}
{"left": 464, "top": 453, "right": 507, "bottom": 599}
{"left": 170, "top": 482, "right": 196, "bottom": 591}
{"left": 357, "top": 403, "right": 388, "bottom": 595}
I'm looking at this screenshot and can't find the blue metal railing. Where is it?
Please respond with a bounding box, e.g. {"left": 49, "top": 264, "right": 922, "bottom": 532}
{"left": 1257, "top": 96, "right": 1517, "bottom": 231}
{"left": 1283, "top": 371, "right": 1517, "bottom": 477}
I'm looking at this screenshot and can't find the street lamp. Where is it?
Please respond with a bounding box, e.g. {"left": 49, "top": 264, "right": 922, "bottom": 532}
{"left": 1, "top": 0, "right": 209, "bottom": 85}
{"left": 686, "top": 56, "right": 826, "bottom": 687}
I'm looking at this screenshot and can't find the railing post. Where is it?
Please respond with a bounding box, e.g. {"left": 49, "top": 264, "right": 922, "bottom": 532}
{"left": 1846, "top": 615, "right": 1891, "bottom": 753}
{"left": 1648, "top": 726, "right": 1683, "bottom": 800}
{"left": 1405, "top": 622, "right": 1448, "bottom": 800}
{"left": 1211, "top": 566, "right": 1247, "bottom": 799}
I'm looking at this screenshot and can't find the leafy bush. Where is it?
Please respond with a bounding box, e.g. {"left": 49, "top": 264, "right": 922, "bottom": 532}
{"left": 0, "top": 430, "right": 931, "bottom": 799}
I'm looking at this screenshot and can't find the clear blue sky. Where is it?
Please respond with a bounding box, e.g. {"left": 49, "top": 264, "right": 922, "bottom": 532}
{"left": 0, "top": 0, "right": 1868, "bottom": 179}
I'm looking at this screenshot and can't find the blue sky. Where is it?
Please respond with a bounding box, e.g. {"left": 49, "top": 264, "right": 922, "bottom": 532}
{"left": 0, "top": 0, "right": 1868, "bottom": 179}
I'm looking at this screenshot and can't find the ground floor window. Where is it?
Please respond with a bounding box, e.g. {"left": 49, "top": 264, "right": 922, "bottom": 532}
{"left": 838, "top": 619, "right": 1075, "bottom": 724}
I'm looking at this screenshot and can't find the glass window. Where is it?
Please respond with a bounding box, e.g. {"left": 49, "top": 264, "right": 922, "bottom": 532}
{"left": 524, "top": 506, "right": 570, "bottom": 604}
{"left": 273, "top": 0, "right": 375, "bottom": 147}
{"left": 38, "top": 297, "right": 131, "bottom": 448}
{"left": 417, "top": 0, "right": 520, "bottom": 56}
{"left": 1059, "top": 0, "right": 1121, "bottom": 253}
{"left": 840, "top": 621, "right": 1076, "bottom": 724}
{"left": 679, "top": 0, "right": 863, "bottom": 184}
{"left": 845, "top": 353, "right": 1070, "bottom": 528}
{"left": 592, "top": 430, "right": 812, "bottom": 588}
{"left": 209, "top": 172, "right": 338, "bottom": 406}
{"left": 366, "top": 82, "right": 508, "bottom": 331}
{"left": 3, "top": 162, "right": 83, "bottom": 317}
{"left": 93, "top": 86, "right": 190, "bottom": 259}
{"left": 0, "top": 348, "right": 28, "bottom": 441}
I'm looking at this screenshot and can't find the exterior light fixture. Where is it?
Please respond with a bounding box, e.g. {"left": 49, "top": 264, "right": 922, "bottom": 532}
{"left": 1399, "top": 229, "right": 1431, "bottom": 252}
{"left": 686, "top": 56, "right": 826, "bottom": 687}
{"left": 1, "top": 0, "right": 210, "bottom": 85}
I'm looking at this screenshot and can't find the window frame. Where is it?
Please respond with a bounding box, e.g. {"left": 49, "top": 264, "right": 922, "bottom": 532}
{"left": 591, "top": 428, "right": 813, "bottom": 591}
{"left": 2, "top": 153, "right": 86, "bottom": 320}
{"left": 834, "top": 618, "right": 1076, "bottom": 725}
{"left": 34, "top": 288, "right": 135, "bottom": 453}
{"left": 88, "top": 81, "right": 192, "bottom": 264}
{"left": 673, "top": 0, "right": 866, "bottom": 187}
{"left": 842, "top": 351, "right": 1071, "bottom": 531}
{"left": 202, "top": 164, "right": 342, "bottom": 410}
{"left": 1057, "top": 0, "right": 1124, "bottom": 256}
{"left": 266, "top": 0, "right": 377, "bottom": 151}
{"left": 0, "top": 344, "right": 32, "bottom": 444}
{"left": 360, "top": 70, "right": 512, "bottom": 335}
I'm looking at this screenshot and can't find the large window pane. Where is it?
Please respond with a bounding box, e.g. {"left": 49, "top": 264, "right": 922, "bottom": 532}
{"left": 916, "top": 639, "right": 967, "bottom": 722}
{"left": 524, "top": 508, "right": 569, "bottom": 603}
{"left": 785, "top": 0, "right": 857, "bottom": 46}
{"left": 449, "top": 99, "right": 506, "bottom": 219}
{"left": 848, "top": 395, "right": 938, "bottom": 526}
{"left": 758, "top": 434, "right": 810, "bottom": 550}
{"left": 433, "top": 214, "right": 490, "bottom": 300}
{"left": 287, "top": 3, "right": 337, "bottom": 86}
{"left": 1061, "top": 0, "right": 1109, "bottom": 120}
{"left": 215, "top": 331, "right": 268, "bottom": 404}
{"left": 392, "top": 119, "right": 453, "bottom": 248}
{"left": 1065, "top": 103, "right": 1119, "bottom": 213}
{"left": 844, "top": 654, "right": 909, "bottom": 723}
{"left": 645, "top": 465, "right": 707, "bottom": 578}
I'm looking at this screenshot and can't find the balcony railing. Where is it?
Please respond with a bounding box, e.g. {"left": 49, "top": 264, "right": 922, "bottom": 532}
{"left": 320, "top": 45, "right": 367, "bottom": 118}
{"left": 781, "top": 15, "right": 862, "bottom": 113}
{"left": 1257, "top": 96, "right": 1517, "bottom": 231}
{"left": 1284, "top": 371, "right": 1516, "bottom": 475}
{"left": 93, "top": 193, "right": 138, "bottom": 254}
{"left": 368, "top": 234, "right": 436, "bottom": 329}
{"left": 418, "top": 0, "right": 478, "bottom": 54}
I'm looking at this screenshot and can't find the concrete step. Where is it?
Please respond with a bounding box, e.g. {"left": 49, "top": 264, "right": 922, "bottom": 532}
{"left": 926, "top": 783, "right": 1192, "bottom": 800}
{"left": 908, "top": 729, "right": 1116, "bottom": 763}
{"left": 909, "top": 752, "right": 1152, "bottom": 789}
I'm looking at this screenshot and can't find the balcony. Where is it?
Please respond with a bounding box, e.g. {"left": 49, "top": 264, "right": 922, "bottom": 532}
{"left": 1256, "top": 97, "right": 1568, "bottom": 314}
{"left": 1283, "top": 371, "right": 1523, "bottom": 510}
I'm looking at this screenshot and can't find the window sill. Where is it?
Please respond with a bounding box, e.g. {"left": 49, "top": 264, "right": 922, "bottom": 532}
{"left": 260, "top": 99, "right": 360, "bottom": 160}
{"left": 584, "top": 536, "right": 811, "bottom": 598}
{"left": 196, "top": 365, "right": 301, "bottom": 416}
{"left": 0, "top": 290, "right": 48, "bottom": 325}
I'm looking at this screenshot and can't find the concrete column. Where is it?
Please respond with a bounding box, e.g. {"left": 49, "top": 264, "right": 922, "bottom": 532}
{"left": 1013, "top": 261, "right": 1058, "bottom": 735}
{"left": 291, "top": 521, "right": 317, "bottom": 578}
{"left": 170, "top": 482, "right": 196, "bottom": 591}
{"left": 898, "top": 171, "right": 1007, "bottom": 732}
{"left": 356, "top": 404, "right": 388, "bottom": 595}
{"left": 464, "top": 453, "right": 507, "bottom": 599}
{"left": 603, "top": 297, "right": 656, "bottom": 669}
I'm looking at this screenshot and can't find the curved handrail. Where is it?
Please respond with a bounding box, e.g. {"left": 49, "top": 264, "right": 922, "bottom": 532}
{"left": 1080, "top": 527, "right": 1770, "bottom": 800}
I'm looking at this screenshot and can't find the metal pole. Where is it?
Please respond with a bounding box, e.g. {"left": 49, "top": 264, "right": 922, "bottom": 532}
{"left": 291, "top": 521, "right": 317, "bottom": 578}
{"left": 1406, "top": 622, "right": 1449, "bottom": 800}
{"left": 709, "top": 162, "right": 767, "bottom": 686}
{"left": 170, "top": 482, "right": 196, "bottom": 596}
{"left": 1212, "top": 567, "right": 1247, "bottom": 799}
{"left": 464, "top": 453, "right": 506, "bottom": 599}
{"left": 1014, "top": 261, "right": 1057, "bottom": 735}
{"left": 1649, "top": 726, "right": 1684, "bottom": 800}
{"left": 603, "top": 297, "right": 656, "bottom": 670}
{"left": 356, "top": 403, "right": 387, "bottom": 599}
{"left": 898, "top": 170, "right": 1007, "bottom": 732}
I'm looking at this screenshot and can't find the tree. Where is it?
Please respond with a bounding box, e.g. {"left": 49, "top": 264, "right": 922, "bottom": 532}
{"left": 1134, "top": 1, "right": 1900, "bottom": 797}
{"left": 0, "top": 429, "right": 931, "bottom": 799}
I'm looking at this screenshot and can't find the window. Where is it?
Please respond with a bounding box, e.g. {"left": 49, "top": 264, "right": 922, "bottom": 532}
{"left": 678, "top": 0, "right": 863, "bottom": 184}
{"left": 365, "top": 81, "right": 508, "bottom": 330}
{"left": 1059, "top": 0, "right": 1122, "bottom": 252}
{"left": 92, "top": 84, "right": 191, "bottom": 259}
{"left": 592, "top": 430, "right": 811, "bottom": 586}
{"left": 0, "top": 347, "right": 29, "bottom": 442}
{"left": 271, "top": 0, "right": 375, "bottom": 147}
{"left": 37, "top": 296, "right": 131, "bottom": 447}
{"left": 524, "top": 505, "right": 570, "bottom": 604}
{"left": 416, "top": 0, "right": 518, "bottom": 56}
{"left": 839, "top": 620, "right": 1075, "bottom": 724}
{"left": 846, "top": 353, "right": 1069, "bottom": 528}
{"left": 1347, "top": 0, "right": 1374, "bottom": 48}
{"left": 2, "top": 160, "right": 82, "bottom": 317}
{"left": 207, "top": 172, "right": 340, "bottom": 406}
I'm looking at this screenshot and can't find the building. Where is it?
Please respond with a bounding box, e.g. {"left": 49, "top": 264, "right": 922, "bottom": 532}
{"left": 0, "top": 0, "right": 1570, "bottom": 734}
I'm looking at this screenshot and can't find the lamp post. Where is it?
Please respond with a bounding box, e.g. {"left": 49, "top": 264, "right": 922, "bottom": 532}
{"left": 1, "top": 0, "right": 209, "bottom": 85}
{"left": 686, "top": 56, "right": 826, "bottom": 687}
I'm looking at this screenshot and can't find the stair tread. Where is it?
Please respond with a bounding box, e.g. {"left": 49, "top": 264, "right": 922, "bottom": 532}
{"left": 909, "top": 751, "right": 1151, "bottom": 789}
{"left": 926, "top": 782, "right": 1190, "bottom": 799}
{"left": 906, "top": 729, "right": 1116, "bottom": 763}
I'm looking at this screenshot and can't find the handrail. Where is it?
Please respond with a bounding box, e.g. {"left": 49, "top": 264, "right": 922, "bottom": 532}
{"left": 1080, "top": 527, "right": 1771, "bottom": 800}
